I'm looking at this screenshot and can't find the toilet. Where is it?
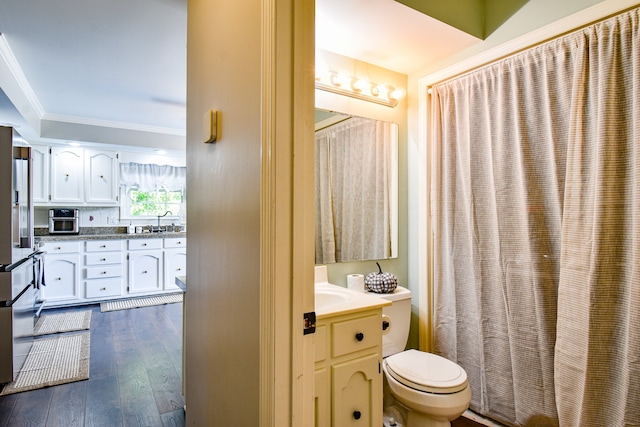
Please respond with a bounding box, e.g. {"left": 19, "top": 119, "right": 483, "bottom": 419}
{"left": 363, "top": 286, "right": 471, "bottom": 427}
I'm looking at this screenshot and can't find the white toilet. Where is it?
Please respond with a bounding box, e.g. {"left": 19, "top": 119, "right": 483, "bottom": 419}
{"left": 363, "top": 286, "right": 471, "bottom": 427}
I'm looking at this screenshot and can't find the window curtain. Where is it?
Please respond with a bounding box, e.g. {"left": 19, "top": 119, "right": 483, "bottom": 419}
{"left": 431, "top": 8, "right": 639, "bottom": 426}
{"left": 119, "top": 162, "right": 186, "bottom": 193}
{"left": 315, "top": 117, "right": 393, "bottom": 263}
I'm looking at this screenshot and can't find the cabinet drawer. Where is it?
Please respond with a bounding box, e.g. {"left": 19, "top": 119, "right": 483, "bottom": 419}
{"left": 331, "top": 314, "right": 380, "bottom": 358}
{"left": 41, "top": 241, "right": 81, "bottom": 254}
{"left": 128, "top": 239, "right": 162, "bottom": 250}
{"left": 164, "top": 238, "right": 187, "bottom": 248}
{"left": 85, "top": 240, "right": 122, "bottom": 252}
{"left": 85, "top": 278, "right": 122, "bottom": 298}
{"left": 86, "top": 264, "right": 123, "bottom": 279}
{"left": 86, "top": 252, "right": 122, "bottom": 266}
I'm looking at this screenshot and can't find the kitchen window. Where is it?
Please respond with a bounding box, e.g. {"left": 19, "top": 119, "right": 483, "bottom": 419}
{"left": 119, "top": 162, "right": 186, "bottom": 220}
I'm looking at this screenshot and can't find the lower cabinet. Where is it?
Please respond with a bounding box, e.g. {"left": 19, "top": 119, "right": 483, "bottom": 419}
{"left": 41, "top": 241, "right": 81, "bottom": 305}
{"left": 40, "top": 236, "right": 186, "bottom": 306}
{"left": 314, "top": 310, "right": 384, "bottom": 427}
{"left": 127, "top": 239, "right": 164, "bottom": 294}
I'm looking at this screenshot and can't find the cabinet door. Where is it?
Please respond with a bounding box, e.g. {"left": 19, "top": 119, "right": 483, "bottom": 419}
{"left": 128, "top": 250, "right": 163, "bottom": 293}
{"left": 164, "top": 249, "right": 186, "bottom": 291}
{"left": 84, "top": 149, "right": 118, "bottom": 204}
{"left": 43, "top": 255, "right": 80, "bottom": 303}
{"left": 314, "top": 368, "right": 330, "bottom": 427}
{"left": 331, "top": 353, "right": 382, "bottom": 427}
{"left": 50, "top": 147, "right": 84, "bottom": 203}
{"left": 32, "top": 145, "right": 50, "bottom": 204}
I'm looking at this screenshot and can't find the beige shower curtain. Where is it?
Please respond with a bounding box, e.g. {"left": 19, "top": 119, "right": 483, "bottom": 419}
{"left": 431, "top": 8, "right": 639, "bottom": 426}
{"left": 315, "top": 117, "right": 393, "bottom": 263}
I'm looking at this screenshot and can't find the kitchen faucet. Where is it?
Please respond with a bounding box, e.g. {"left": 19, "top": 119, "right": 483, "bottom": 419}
{"left": 156, "top": 211, "right": 173, "bottom": 230}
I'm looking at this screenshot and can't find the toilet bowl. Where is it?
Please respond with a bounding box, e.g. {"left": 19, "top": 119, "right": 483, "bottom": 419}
{"left": 383, "top": 349, "right": 471, "bottom": 427}
{"left": 359, "top": 285, "right": 471, "bottom": 427}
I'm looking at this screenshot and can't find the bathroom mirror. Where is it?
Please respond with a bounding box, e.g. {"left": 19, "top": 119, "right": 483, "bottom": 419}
{"left": 315, "top": 109, "right": 398, "bottom": 264}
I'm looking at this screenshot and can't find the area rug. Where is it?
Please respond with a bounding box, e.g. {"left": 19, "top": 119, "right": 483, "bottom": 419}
{"left": 100, "top": 292, "right": 183, "bottom": 312}
{"left": 34, "top": 310, "right": 92, "bottom": 336}
{"left": 1, "top": 332, "right": 90, "bottom": 395}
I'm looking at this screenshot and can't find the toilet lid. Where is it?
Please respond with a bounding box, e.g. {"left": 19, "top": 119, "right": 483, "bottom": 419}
{"left": 384, "top": 349, "right": 468, "bottom": 394}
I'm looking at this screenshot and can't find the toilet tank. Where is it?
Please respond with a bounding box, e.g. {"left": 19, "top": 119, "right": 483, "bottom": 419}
{"left": 360, "top": 286, "right": 412, "bottom": 357}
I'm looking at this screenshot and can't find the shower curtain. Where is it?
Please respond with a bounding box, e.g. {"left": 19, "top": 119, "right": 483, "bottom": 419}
{"left": 431, "top": 8, "right": 639, "bottom": 427}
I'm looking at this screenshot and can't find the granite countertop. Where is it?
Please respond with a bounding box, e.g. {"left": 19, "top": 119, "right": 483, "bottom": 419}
{"left": 35, "top": 226, "right": 186, "bottom": 242}
{"left": 175, "top": 275, "right": 186, "bottom": 291}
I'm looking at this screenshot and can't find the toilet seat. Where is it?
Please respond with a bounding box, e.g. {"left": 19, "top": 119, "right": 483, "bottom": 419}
{"left": 384, "top": 349, "right": 468, "bottom": 394}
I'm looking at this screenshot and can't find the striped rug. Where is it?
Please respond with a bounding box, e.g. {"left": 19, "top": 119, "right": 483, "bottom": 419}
{"left": 100, "top": 293, "right": 183, "bottom": 312}
{"left": 1, "top": 332, "right": 90, "bottom": 395}
{"left": 34, "top": 310, "right": 92, "bottom": 336}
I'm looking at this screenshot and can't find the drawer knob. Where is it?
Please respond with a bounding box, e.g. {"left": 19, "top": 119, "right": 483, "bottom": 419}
{"left": 101, "top": 271, "right": 107, "bottom": 274}
{"left": 100, "top": 287, "right": 107, "bottom": 291}
{"left": 56, "top": 277, "right": 61, "bottom": 281}
{"left": 353, "top": 411, "right": 362, "bottom": 420}
{"left": 355, "top": 332, "right": 364, "bottom": 342}
{"left": 101, "top": 258, "right": 106, "bottom": 261}
{"left": 142, "top": 270, "right": 148, "bottom": 274}
{"left": 56, "top": 246, "right": 61, "bottom": 250}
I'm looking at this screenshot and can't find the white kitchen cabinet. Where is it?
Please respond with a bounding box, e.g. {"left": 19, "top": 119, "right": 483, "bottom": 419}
{"left": 164, "top": 249, "right": 186, "bottom": 291}
{"left": 128, "top": 239, "right": 163, "bottom": 294}
{"left": 31, "top": 145, "right": 50, "bottom": 204}
{"left": 32, "top": 145, "right": 119, "bottom": 206}
{"left": 50, "top": 146, "right": 84, "bottom": 204}
{"left": 84, "top": 240, "right": 124, "bottom": 300}
{"left": 314, "top": 310, "right": 384, "bottom": 427}
{"left": 84, "top": 149, "right": 119, "bottom": 204}
{"left": 40, "top": 241, "right": 81, "bottom": 304}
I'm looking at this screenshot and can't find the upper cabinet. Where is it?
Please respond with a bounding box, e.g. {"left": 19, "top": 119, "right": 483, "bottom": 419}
{"left": 33, "top": 145, "right": 119, "bottom": 206}
{"left": 84, "top": 149, "right": 119, "bottom": 204}
{"left": 51, "top": 146, "right": 84, "bottom": 203}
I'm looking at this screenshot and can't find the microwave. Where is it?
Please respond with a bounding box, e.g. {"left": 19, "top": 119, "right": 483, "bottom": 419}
{"left": 48, "top": 209, "right": 80, "bottom": 234}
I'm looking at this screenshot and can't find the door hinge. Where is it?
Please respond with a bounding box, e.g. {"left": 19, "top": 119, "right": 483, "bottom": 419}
{"left": 303, "top": 312, "right": 316, "bottom": 335}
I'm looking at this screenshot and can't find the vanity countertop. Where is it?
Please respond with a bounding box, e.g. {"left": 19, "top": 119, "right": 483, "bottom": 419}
{"left": 315, "top": 282, "right": 390, "bottom": 319}
{"left": 175, "top": 275, "right": 186, "bottom": 292}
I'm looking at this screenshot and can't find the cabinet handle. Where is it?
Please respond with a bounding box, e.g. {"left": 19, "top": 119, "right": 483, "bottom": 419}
{"left": 142, "top": 243, "right": 147, "bottom": 246}
{"left": 353, "top": 411, "right": 362, "bottom": 420}
{"left": 56, "top": 246, "right": 61, "bottom": 250}
{"left": 100, "top": 287, "right": 107, "bottom": 291}
{"left": 355, "top": 332, "right": 364, "bottom": 342}
{"left": 100, "top": 245, "right": 106, "bottom": 248}
{"left": 100, "top": 175, "right": 104, "bottom": 178}
{"left": 101, "top": 271, "right": 107, "bottom": 275}
{"left": 65, "top": 173, "right": 69, "bottom": 177}
{"left": 56, "top": 277, "right": 61, "bottom": 281}
{"left": 177, "top": 268, "right": 181, "bottom": 271}
{"left": 100, "top": 258, "right": 106, "bottom": 261}
{"left": 142, "top": 270, "right": 148, "bottom": 274}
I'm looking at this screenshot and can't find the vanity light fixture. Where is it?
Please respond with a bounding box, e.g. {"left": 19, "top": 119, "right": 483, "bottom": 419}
{"left": 315, "top": 71, "right": 405, "bottom": 108}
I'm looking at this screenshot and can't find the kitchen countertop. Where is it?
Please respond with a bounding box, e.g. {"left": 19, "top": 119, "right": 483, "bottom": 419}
{"left": 175, "top": 275, "right": 186, "bottom": 292}
{"left": 35, "top": 230, "right": 186, "bottom": 242}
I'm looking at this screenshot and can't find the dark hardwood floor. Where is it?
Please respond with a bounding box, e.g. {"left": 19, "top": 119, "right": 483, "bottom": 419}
{"left": 0, "top": 302, "right": 185, "bottom": 427}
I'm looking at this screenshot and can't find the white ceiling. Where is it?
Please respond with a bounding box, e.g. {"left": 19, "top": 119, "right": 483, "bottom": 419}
{"left": 0, "top": 0, "right": 479, "bottom": 151}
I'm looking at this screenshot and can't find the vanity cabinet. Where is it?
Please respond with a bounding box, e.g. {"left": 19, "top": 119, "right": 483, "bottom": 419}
{"left": 84, "top": 240, "right": 124, "bottom": 299}
{"left": 40, "top": 241, "right": 81, "bottom": 304}
{"left": 127, "top": 238, "right": 163, "bottom": 294}
{"left": 31, "top": 144, "right": 119, "bottom": 206}
{"left": 314, "top": 309, "right": 384, "bottom": 427}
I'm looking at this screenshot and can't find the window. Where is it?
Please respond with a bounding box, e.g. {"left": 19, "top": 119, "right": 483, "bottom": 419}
{"left": 119, "top": 162, "right": 186, "bottom": 220}
{"left": 125, "top": 188, "right": 183, "bottom": 218}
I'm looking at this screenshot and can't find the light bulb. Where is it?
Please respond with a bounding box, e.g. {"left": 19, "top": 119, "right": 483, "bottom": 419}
{"left": 351, "top": 78, "right": 368, "bottom": 92}
{"left": 389, "top": 88, "right": 406, "bottom": 101}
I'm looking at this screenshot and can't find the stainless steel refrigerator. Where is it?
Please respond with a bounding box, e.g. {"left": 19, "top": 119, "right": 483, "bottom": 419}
{"left": 0, "top": 126, "right": 44, "bottom": 384}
